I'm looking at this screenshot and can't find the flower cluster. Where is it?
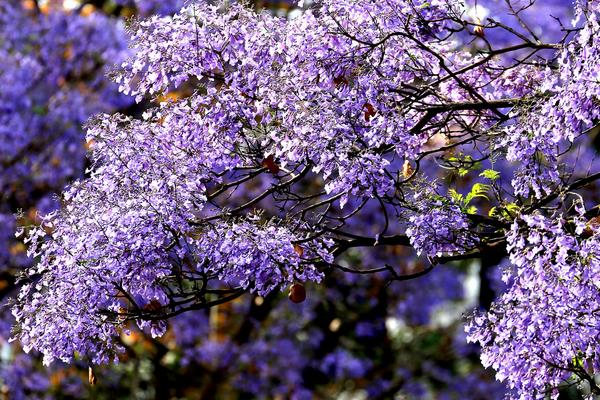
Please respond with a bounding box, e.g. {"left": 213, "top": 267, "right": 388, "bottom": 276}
{"left": 497, "top": 2, "right": 600, "bottom": 198}
{"left": 407, "top": 200, "right": 479, "bottom": 258}
{"left": 191, "top": 218, "right": 330, "bottom": 296}
{"left": 467, "top": 209, "right": 600, "bottom": 398}
{"left": 114, "top": 0, "right": 467, "bottom": 206}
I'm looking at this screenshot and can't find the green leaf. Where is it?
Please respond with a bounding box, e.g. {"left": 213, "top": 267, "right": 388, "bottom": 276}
{"left": 32, "top": 105, "right": 47, "bottom": 116}
{"left": 480, "top": 169, "right": 500, "bottom": 181}
{"left": 466, "top": 205, "right": 478, "bottom": 214}
{"left": 448, "top": 188, "right": 464, "bottom": 204}
{"left": 465, "top": 183, "right": 490, "bottom": 204}
{"left": 458, "top": 167, "right": 470, "bottom": 177}
{"left": 505, "top": 203, "right": 521, "bottom": 216}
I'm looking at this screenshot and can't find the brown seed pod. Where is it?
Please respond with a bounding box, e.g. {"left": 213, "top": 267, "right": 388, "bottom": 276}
{"left": 117, "top": 306, "right": 128, "bottom": 323}
{"left": 473, "top": 17, "right": 485, "bottom": 38}
{"left": 363, "top": 102, "right": 376, "bottom": 122}
{"left": 402, "top": 160, "right": 414, "bottom": 179}
{"left": 88, "top": 366, "right": 97, "bottom": 386}
{"left": 293, "top": 244, "right": 304, "bottom": 257}
{"left": 261, "top": 154, "right": 280, "bottom": 174}
{"left": 583, "top": 216, "right": 600, "bottom": 238}
{"left": 474, "top": 25, "right": 485, "bottom": 38}
{"left": 288, "top": 283, "right": 306, "bottom": 303}
{"left": 143, "top": 300, "right": 162, "bottom": 312}
{"left": 333, "top": 75, "right": 349, "bottom": 87}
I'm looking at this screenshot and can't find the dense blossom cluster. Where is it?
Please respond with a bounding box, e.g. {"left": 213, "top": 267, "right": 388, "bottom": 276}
{"left": 500, "top": 2, "right": 600, "bottom": 199}
{"left": 7, "top": 0, "right": 600, "bottom": 399}
{"left": 192, "top": 218, "right": 330, "bottom": 294}
{"left": 467, "top": 208, "right": 600, "bottom": 398}
{"left": 407, "top": 199, "right": 479, "bottom": 257}
{"left": 115, "top": 0, "right": 463, "bottom": 206}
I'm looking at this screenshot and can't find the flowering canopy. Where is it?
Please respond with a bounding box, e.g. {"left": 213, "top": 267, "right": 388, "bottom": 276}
{"left": 10, "top": 0, "right": 600, "bottom": 398}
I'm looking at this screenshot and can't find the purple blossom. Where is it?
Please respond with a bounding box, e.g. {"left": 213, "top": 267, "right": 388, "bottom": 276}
{"left": 407, "top": 200, "right": 479, "bottom": 258}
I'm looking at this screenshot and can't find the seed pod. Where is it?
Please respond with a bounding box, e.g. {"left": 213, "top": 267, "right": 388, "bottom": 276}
{"left": 333, "top": 75, "right": 349, "bottom": 87}
{"left": 288, "top": 283, "right": 306, "bottom": 303}
{"left": 143, "top": 300, "right": 162, "bottom": 312}
{"left": 261, "top": 154, "right": 280, "bottom": 174}
{"left": 293, "top": 244, "right": 304, "bottom": 257}
{"left": 402, "top": 160, "right": 414, "bottom": 178}
{"left": 474, "top": 25, "right": 485, "bottom": 37}
{"left": 88, "top": 366, "right": 97, "bottom": 386}
{"left": 473, "top": 17, "right": 485, "bottom": 38}
{"left": 583, "top": 216, "right": 600, "bottom": 238}
{"left": 363, "top": 102, "right": 376, "bottom": 122}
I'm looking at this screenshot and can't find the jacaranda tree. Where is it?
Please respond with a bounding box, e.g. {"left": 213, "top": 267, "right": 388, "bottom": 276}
{"left": 6, "top": 0, "right": 600, "bottom": 399}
